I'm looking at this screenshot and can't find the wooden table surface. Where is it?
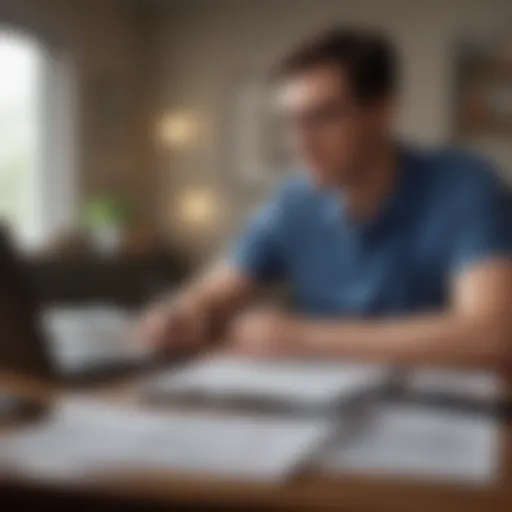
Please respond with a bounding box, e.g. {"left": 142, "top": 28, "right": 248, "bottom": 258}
{"left": 1, "top": 371, "right": 511, "bottom": 512}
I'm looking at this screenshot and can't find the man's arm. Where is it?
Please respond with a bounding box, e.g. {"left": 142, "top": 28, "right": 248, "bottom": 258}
{"left": 229, "top": 160, "right": 512, "bottom": 369}
{"left": 138, "top": 262, "right": 258, "bottom": 349}
{"left": 295, "top": 259, "right": 512, "bottom": 368}
{"left": 229, "top": 259, "right": 512, "bottom": 369}
{"left": 181, "top": 180, "right": 289, "bottom": 333}
{"left": 181, "top": 262, "right": 258, "bottom": 325}
{"left": 139, "top": 182, "right": 288, "bottom": 348}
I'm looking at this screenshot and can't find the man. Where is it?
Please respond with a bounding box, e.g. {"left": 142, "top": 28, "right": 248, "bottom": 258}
{"left": 140, "top": 27, "right": 512, "bottom": 368}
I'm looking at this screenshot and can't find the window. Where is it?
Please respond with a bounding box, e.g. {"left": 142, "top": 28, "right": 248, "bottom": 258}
{"left": 0, "top": 29, "right": 76, "bottom": 249}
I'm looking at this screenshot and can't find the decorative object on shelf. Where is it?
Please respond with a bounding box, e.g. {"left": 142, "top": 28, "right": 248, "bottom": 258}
{"left": 83, "top": 195, "right": 133, "bottom": 257}
{"left": 456, "top": 35, "right": 512, "bottom": 137}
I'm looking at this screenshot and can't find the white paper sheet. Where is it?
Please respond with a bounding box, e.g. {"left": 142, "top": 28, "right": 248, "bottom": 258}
{"left": 405, "top": 368, "right": 502, "bottom": 401}
{"left": 319, "top": 402, "right": 500, "bottom": 484}
{"left": 42, "top": 306, "right": 150, "bottom": 370}
{"left": 145, "top": 356, "right": 390, "bottom": 409}
{"left": 0, "top": 397, "right": 333, "bottom": 482}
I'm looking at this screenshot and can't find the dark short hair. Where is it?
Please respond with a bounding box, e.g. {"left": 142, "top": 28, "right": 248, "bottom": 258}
{"left": 275, "top": 26, "right": 397, "bottom": 103}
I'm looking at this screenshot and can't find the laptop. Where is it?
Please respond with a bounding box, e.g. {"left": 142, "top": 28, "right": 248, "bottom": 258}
{"left": 0, "top": 228, "right": 154, "bottom": 384}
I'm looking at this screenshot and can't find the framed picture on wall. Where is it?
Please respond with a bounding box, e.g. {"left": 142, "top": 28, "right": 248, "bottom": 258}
{"left": 456, "top": 37, "right": 512, "bottom": 137}
{"left": 232, "top": 77, "right": 293, "bottom": 190}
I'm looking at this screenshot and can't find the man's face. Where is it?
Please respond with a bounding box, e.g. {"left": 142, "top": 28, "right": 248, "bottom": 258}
{"left": 277, "top": 64, "right": 394, "bottom": 187}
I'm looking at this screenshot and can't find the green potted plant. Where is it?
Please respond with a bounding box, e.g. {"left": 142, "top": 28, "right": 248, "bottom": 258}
{"left": 83, "top": 195, "right": 133, "bottom": 256}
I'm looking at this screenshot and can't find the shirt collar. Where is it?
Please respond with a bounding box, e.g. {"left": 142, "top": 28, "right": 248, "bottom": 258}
{"left": 316, "top": 144, "right": 417, "bottom": 235}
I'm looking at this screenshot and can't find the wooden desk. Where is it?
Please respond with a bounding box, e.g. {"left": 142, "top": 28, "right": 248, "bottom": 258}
{"left": 1, "top": 373, "right": 511, "bottom": 512}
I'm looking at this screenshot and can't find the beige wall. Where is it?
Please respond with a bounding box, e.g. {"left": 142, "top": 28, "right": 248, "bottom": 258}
{"left": 0, "top": 0, "right": 155, "bottom": 224}
{"left": 152, "top": 0, "right": 512, "bottom": 258}
{"left": 1, "top": 0, "right": 509, "bottom": 254}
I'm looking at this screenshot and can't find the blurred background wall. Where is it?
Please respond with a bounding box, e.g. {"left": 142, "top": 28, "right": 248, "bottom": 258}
{"left": 0, "top": 0, "right": 511, "bottom": 263}
{"left": 0, "top": 0, "right": 154, "bottom": 227}
{"left": 150, "top": 0, "right": 512, "bottom": 258}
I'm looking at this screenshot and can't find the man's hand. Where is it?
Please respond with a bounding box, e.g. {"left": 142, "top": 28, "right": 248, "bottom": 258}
{"left": 227, "top": 308, "right": 303, "bottom": 358}
{"left": 137, "top": 263, "right": 258, "bottom": 353}
{"left": 137, "top": 295, "right": 210, "bottom": 352}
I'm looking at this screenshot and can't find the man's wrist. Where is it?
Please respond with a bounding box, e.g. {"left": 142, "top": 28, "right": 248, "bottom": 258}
{"left": 285, "top": 317, "right": 320, "bottom": 356}
{"left": 291, "top": 319, "right": 348, "bottom": 358}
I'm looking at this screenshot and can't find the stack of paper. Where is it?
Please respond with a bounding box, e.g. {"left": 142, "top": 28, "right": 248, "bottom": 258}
{"left": 144, "top": 356, "right": 390, "bottom": 410}
{"left": 0, "top": 397, "right": 334, "bottom": 482}
{"left": 318, "top": 402, "right": 500, "bottom": 484}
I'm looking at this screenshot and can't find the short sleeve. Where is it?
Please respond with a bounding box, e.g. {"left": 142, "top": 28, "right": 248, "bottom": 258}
{"left": 230, "top": 188, "right": 288, "bottom": 282}
{"left": 448, "top": 162, "right": 512, "bottom": 275}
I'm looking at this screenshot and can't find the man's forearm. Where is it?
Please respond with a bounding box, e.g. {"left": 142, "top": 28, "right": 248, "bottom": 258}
{"left": 295, "top": 313, "right": 510, "bottom": 368}
{"left": 182, "top": 264, "right": 258, "bottom": 337}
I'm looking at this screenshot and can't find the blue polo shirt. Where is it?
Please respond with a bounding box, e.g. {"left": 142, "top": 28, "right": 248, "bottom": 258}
{"left": 232, "top": 146, "right": 511, "bottom": 317}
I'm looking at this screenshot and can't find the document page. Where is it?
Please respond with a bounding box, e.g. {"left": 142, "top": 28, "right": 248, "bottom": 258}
{"left": 319, "top": 401, "right": 500, "bottom": 484}
{"left": 405, "top": 368, "right": 502, "bottom": 401}
{"left": 145, "top": 355, "right": 390, "bottom": 409}
{"left": 0, "top": 397, "right": 334, "bottom": 482}
{"left": 42, "top": 306, "right": 150, "bottom": 370}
